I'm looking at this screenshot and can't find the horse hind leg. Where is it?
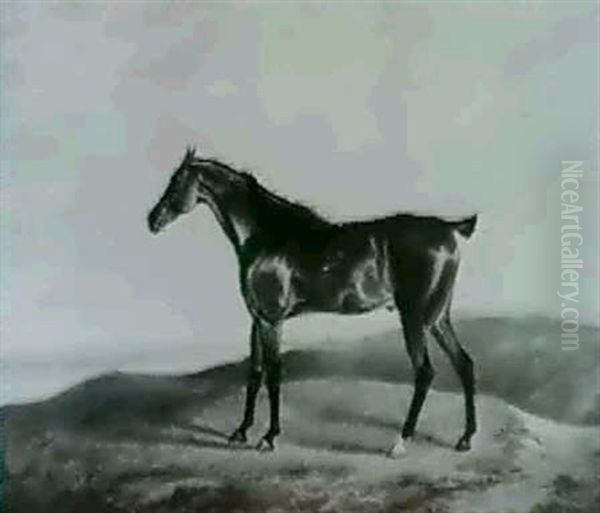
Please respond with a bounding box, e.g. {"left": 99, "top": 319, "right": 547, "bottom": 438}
{"left": 389, "top": 261, "right": 437, "bottom": 458}
{"left": 428, "top": 263, "right": 477, "bottom": 451}
{"left": 431, "top": 307, "right": 476, "bottom": 451}
{"left": 389, "top": 307, "right": 434, "bottom": 457}
{"left": 390, "top": 253, "right": 468, "bottom": 457}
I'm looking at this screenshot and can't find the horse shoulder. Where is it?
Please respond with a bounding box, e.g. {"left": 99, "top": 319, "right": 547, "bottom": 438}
{"left": 243, "top": 252, "right": 295, "bottom": 323}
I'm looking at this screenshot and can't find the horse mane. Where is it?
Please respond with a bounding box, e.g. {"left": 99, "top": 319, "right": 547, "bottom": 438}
{"left": 240, "top": 171, "right": 331, "bottom": 231}
{"left": 192, "top": 156, "right": 331, "bottom": 232}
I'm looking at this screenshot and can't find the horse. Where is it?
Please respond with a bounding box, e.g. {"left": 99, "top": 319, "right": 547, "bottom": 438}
{"left": 148, "top": 147, "right": 478, "bottom": 456}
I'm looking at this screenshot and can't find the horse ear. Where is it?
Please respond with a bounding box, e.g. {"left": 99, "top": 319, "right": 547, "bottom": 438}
{"left": 185, "top": 145, "right": 196, "bottom": 160}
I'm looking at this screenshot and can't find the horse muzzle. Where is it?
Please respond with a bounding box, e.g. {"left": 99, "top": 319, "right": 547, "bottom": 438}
{"left": 148, "top": 207, "right": 168, "bottom": 234}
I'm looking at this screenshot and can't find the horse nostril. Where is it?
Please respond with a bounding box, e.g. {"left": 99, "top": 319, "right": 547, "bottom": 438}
{"left": 148, "top": 211, "right": 160, "bottom": 233}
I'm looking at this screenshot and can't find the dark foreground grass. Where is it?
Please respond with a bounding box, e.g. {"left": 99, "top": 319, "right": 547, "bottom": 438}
{"left": 5, "top": 481, "right": 459, "bottom": 513}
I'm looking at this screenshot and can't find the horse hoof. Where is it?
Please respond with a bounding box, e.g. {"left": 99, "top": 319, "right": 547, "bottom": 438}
{"left": 228, "top": 430, "right": 247, "bottom": 444}
{"left": 388, "top": 436, "right": 408, "bottom": 458}
{"left": 455, "top": 436, "right": 471, "bottom": 452}
{"left": 256, "top": 437, "right": 275, "bottom": 452}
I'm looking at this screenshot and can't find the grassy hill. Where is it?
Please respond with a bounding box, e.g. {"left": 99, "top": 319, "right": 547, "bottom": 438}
{"left": 3, "top": 315, "right": 599, "bottom": 512}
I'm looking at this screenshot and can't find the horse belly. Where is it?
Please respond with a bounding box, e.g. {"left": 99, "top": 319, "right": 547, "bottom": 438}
{"left": 338, "top": 263, "right": 393, "bottom": 314}
{"left": 297, "top": 253, "right": 393, "bottom": 315}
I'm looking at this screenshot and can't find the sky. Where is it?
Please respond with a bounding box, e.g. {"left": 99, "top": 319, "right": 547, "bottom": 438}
{"left": 1, "top": 1, "right": 598, "bottom": 402}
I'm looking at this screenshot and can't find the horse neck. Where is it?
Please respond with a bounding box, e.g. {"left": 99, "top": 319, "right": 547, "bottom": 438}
{"left": 203, "top": 181, "right": 258, "bottom": 254}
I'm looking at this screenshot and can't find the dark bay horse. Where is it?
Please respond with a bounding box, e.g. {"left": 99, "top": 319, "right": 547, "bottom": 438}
{"left": 148, "top": 147, "right": 478, "bottom": 456}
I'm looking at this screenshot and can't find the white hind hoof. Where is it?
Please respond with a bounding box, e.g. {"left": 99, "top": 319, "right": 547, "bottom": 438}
{"left": 388, "top": 436, "right": 407, "bottom": 458}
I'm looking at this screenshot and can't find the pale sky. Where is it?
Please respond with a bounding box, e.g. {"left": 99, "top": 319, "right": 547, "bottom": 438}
{"left": 1, "top": 1, "right": 598, "bottom": 382}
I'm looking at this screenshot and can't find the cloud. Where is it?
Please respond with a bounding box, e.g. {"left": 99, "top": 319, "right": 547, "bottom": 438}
{"left": 1, "top": 0, "right": 598, "bottom": 382}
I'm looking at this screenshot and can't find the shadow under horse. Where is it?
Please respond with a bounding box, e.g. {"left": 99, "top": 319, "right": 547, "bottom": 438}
{"left": 147, "top": 147, "right": 478, "bottom": 456}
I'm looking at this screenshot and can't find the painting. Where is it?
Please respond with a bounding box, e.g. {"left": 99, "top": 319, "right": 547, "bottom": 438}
{"left": 1, "top": 2, "right": 598, "bottom": 512}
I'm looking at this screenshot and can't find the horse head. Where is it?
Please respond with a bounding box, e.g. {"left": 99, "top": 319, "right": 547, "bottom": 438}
{"left": 147, "top": 146, "right": 202, "bottom": 234}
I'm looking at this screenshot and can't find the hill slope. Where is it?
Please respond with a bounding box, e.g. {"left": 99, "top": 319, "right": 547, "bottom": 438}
{"left": 283, "top": 316, "right": 600, "bottom": 426}
{"left": 5, "top": 320, "right": 600, "bottom": 513}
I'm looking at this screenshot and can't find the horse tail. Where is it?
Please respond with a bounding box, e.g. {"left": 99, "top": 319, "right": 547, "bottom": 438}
{"left": 452, "top": 214, "right": 478, "bottom": 239}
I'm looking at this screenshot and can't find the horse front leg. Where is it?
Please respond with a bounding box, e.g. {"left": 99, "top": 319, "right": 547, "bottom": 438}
{"left": 256, "top": 321, "right": 282, "bottom": 451}
{"left": 229, "top": 321, "right": 263, "bottom": 444}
